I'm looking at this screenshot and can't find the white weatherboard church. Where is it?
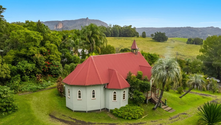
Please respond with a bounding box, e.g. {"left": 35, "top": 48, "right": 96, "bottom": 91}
{"left": 63, "top": 41, "right": 152, "bottom": 112}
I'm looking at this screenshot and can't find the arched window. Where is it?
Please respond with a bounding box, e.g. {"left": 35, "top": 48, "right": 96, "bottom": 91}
{"left": 68, "top": 89, "right": 70, "bottom": 98}
{"left": 92, "top": 90, "right": 96, "bottom": 99}
{"left": 113, "top": 91, "right": 117, "bottom": 101}
{"left": 78, "top": 90, "right": 81, "bottom": 99}
{"left": 123, "top": 91, "right": 126, "bottom": 100}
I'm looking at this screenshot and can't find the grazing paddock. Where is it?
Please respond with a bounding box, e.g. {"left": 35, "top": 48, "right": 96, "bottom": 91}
{"left": 107, "top": 37, "right": 200, "bottom": 59}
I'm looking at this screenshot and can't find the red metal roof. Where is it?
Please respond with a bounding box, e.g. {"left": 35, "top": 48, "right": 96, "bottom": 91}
{"left": 63, "top": 52, "right": 152, "bottom": 89}
{"left": 131, "top": 40, "right": 138, "bottom": 50}
{"left": 106, "top": 69, "right": 130, "bottom": 89}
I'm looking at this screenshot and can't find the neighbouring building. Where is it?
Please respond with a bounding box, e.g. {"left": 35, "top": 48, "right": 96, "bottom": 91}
{"left": 63, "top": 40, "right": 152, "bottom": 112}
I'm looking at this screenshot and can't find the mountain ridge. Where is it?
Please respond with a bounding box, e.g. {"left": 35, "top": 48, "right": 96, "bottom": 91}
{"left": 42, "top": 18, "right": 221, "bottom": 39}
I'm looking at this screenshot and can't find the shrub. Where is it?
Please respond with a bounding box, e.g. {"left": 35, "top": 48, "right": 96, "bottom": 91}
{"left": 198, "top": 102, "right": 221, "bottom": 124}
{"left": 132, "top": 90, "right": 146, "bottom": 105}
{"left": 8, "top": 74, "right": 21, "bottom": 93}
{"left": 0, "top": 86, "right": 18, "bottom": 115}
{"left": 177, "top": 86, "right": 184, "bottom": 94}
{"left": 36, "top": 74, "right": 43, "bottom": 84}
{"left": 165, "top": 85, "right": 171, "bottom": 92}
{"left": 152, "top": 32, "right": 168, "bottom": 42}
{"left": 136, "top": 71, "right": 143, "bottom": 80}
{"left": 57, "top": 76, "right": 64, "bottom": 96}
{"left": 111, "top": 105, "right": 144, "bottom": 120}
{"left": 120, "top": 48, "right": 131, "bottom": 52}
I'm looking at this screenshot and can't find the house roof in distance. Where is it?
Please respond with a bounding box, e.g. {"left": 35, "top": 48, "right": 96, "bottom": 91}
{"left": 63, "top": 52, "right": 152, "bottom": 89}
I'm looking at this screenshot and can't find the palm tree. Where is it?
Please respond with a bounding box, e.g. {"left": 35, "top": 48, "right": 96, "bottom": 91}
{"left": 81, "top": 24, "right": 107, "bottom": 54}
{"left": 152, "top": 58, "right": 182, "bottom": 110}
{"left": 198, "top": 102, "right": 221, "bottom": 125}
{"left": 179, "top": 74, "right": 206, "bottom": 98}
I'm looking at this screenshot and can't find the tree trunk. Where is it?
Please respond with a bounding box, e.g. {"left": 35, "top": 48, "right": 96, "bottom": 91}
{"left": 179, "top": 88, "right": 193, "bottom": 98}
{"left": 153, "top": 82, "right": 165, "bottom": 110}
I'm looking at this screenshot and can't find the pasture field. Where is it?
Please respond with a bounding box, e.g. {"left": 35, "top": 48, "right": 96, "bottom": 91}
{"left": 107, "top": 37, "right": 200, "bottom": 59}
{"left": 0, "top": 85, "right": 217, "bottom": 125}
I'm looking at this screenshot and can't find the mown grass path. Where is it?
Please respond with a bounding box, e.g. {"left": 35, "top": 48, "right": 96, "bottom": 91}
{"left": 0, "top": 87, "right": 219, "bottom": 125}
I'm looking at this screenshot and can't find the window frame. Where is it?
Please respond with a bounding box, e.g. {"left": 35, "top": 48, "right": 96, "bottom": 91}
{"left": 113, "top": 91, "right": 117, "bottom": 101}
{"left": 91, "top": 90, "right": 96, "bottom": 99}
{"left": 68, "top": 89, "right": 70, "bottom": 98}
{"left": 123, "top": 90, "right": 126, "bottom": 100}
{"left": 77, "top": 90, "right": 82, "bottom": 100}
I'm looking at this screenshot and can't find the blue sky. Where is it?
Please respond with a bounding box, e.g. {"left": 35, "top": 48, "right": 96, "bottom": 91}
{"left": 1, "top": 0, "right": 221, "bottom": 28}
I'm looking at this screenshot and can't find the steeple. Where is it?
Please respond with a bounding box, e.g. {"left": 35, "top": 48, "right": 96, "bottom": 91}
{"left": 131, "top": 40, "right": 138, "bottom": 54}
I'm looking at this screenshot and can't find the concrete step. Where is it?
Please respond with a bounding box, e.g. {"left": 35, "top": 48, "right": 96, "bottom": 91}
{"left": 162, "top": 106, "right": 168, "bottom": 109}
{"left": 164, "top": 107, "right": 172, "bottom": 111}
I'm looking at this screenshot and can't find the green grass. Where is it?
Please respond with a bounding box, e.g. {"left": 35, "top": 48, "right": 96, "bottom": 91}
{"left": 107, "top": 37, "right": 200, "bottom": 59}
{"left": 0, "top": 87, "right": 216, "bottom": 125}
{"left": 171, "top": 38, "right": 188, "bottom": 42}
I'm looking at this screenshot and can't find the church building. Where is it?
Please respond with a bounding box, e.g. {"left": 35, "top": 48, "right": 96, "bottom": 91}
{"left": 63, "top": 40, "right": 152, "bottom": 112}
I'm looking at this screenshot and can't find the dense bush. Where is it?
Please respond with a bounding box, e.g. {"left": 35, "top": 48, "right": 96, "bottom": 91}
{"left": 57, "top": 77, "right": 64, "bottom": 96}
{"left": 177, "top": 86, "right": 184, "bottom": 94}
{"left": 142, "top": 31, "right": 146, "bottom": 38}
{"left": 0, "top": 86, "right": 18, "bottom": 115}
{"left": 141, "top": 51, "right": 159, "bottom": 65}
{"left": 126, "top": 71, "right": 150, "bottom": 105}
{"left": 101, "top": 45, "right": 116, "bottom": 54}
{"left": 111, "top": 105, "right": 144, "bottom": 120}
{"left": 186, "top": 38, "right": 203, "bottom": 45}
{"left": 0, "top": 57, "right": 11, "bottom": 85}
{"left": 152, "top": 32, "right": 168, "bottom": 42}
{"left": 120, "top": 48, "right": 131, "bottom": 52}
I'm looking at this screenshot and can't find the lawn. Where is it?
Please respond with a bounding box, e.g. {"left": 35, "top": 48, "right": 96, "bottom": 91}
{"left": 0, "top": 86, "right": 215, "bottom": 125}
{"left": 107, "top": 37, "right": 200, "bottom": 59}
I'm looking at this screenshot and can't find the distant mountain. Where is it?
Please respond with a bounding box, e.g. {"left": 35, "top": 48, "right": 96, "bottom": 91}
{"left": 42, "top": 17, "right": 108, "bottom": 30}
{"left": 136, "top": 27, "right": 221, "bottom": 39}
{"left": 43, "top": 18, "right": 221, "bottom": 39}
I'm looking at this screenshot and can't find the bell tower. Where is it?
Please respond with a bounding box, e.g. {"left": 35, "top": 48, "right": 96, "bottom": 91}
{"left": 131, "top": 40, "right": 138, "bottom": 54}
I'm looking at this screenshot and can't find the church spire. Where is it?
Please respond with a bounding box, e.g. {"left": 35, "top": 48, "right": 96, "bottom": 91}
{"left": 131, "top": 40, "right": 138, "bottom": 54}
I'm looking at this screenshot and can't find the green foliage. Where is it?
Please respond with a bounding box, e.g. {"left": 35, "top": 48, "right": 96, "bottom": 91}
{"left": 152, "top": 58, "right": 182, "bottom": 109}
{"left": 165, "top": 85, "right": 171, "bottom": 92}
{"left": 198, "top": 102, "right": 221, "bottom": 125}
{"left": 177, "top": 86, "right": 184, "bottom": 94}
{"left": 111, "top": 105, "right": 144, "bottom": 120}
{"left": 99, "top": 25, "right": 138, "bottom": 37}
{"left": 81, "top": 24, "right": 107, "bottom": 54}
{"left": 101, "top": 45, "right": 116, "bottom": 54}
{"left": 141, "top": 51, "right": 159, "bottom": 65}
{"left": 186, "top": 38, "right": 203, "bottom": 45}
{"left": 126, "top": 71, "right": 150, "bottom": 105}
{"left": 16, "top": 61, "right": 35, "bottom": 78}
{"left": 208, "top": 79, "right": 219, "bottom": 93}
{"left": 136, "top": 71, "right": 143, "bottom": 80}
{"left": 197, "top": 35, "right": 221, "bottom": 80}
{"left": 132, "top": 90, "right": 146, "bottom": 105}
{"left": 8, "top": 74, "right": 21, "bottom": 93}
{"left": 152, "top": 32, "right": 168, "bottom": 42}
{"left": 120, "top": 48, "right": 131, "bottom": 52}
{"left": 0, "top": 57, "right": 10, "bottom": 85}
{"left": 0, "top": 86, "right": 18, "bottom": 115}
{"left": 141, "top": 31, "right": 146, "bottom": 38}
{"left": 20, "top": 81, "right": 54, "bottom": 92}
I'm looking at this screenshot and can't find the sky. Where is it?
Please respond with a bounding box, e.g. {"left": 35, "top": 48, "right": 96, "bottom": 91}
{"left": 1, "top": 0, "right": 221, "bottom": 28}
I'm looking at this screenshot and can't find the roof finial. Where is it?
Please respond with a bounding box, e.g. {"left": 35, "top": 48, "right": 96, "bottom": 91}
{"left": 131, "top": 40, "right": 138, "bottom": 54}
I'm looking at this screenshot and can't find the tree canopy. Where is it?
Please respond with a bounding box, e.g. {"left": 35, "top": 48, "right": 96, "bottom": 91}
{"left": 197, "top": 35, "right": 221, "bottom": 80}
{"left": 152, "top": 32, "right": 168, "bottom": 42}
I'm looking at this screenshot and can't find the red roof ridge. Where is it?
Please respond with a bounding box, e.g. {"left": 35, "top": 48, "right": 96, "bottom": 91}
{"left": 91, "top": 52, "right": 136, "bottom": 58}
{"left": 69, "top": 60, "right": 86, "bottom": 84}
{"left": 91, "top": 56, "right": 103, "bottom": 84}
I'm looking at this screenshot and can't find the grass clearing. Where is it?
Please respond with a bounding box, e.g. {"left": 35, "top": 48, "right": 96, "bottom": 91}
{"left": 0, "top": 86, "right": 216, "bottom": 125}
{"left": 107, "top": 37, "right": 200, "bottom": 59}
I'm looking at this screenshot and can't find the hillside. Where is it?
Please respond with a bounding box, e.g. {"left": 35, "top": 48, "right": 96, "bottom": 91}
{"left": 107, "top": 37, "right": 200, "bottom": 59}
{"left": 42, "top": 17, "right": 108, "bottom": 30}
{"left": 136, "top": 27, "right": 221, "bottom": 39}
